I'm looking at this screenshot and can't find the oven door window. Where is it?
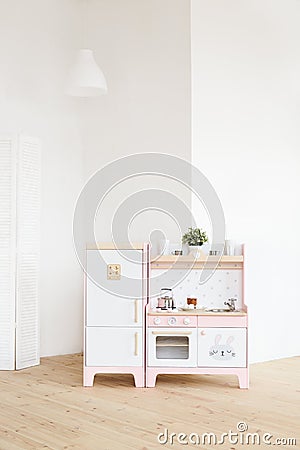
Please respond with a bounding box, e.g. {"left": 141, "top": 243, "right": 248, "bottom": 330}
{"left": 156, "top": 336, "right": 189, "bottom": 359}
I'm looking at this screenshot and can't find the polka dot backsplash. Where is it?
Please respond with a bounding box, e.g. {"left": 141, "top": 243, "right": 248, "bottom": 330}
{"left": 150, "top": 269, "right": 242, "bottom": 309}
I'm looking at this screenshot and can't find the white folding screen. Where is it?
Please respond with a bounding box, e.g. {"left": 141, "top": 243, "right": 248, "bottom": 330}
{"left": 0, "top": 134, "right": 40, "bottom": 370}
{"left": 0, "top": 136, "right": 16, "bottom": 370}
{"left": 16, "top": 136, "right": 40, "bottom": 369}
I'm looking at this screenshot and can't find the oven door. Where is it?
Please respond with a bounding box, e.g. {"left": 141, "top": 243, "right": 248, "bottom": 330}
{"left": 148, "top": 328, "right": 197, "bottom": 367}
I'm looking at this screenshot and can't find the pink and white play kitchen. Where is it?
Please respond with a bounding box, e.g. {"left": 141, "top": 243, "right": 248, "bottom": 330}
{"left": 83, "top": 233, "right": 249, "bottom": 389}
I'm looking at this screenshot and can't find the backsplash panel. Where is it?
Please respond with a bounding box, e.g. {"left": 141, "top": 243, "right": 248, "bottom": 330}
{"left": 150, "top": 269, "right": 243, "bottom": 309}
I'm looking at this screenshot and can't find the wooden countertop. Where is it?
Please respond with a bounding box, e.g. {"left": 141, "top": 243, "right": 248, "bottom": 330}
{"left": 148, "top": 309, "right": 247, "bottom": 316}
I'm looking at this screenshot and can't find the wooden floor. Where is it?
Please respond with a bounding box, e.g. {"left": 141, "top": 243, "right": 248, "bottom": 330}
{"left": 0, "top": 355, "right": 299, "bottom": 450}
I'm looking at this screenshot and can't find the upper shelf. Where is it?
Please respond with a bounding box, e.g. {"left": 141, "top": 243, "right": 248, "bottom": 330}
{"left": 151, "top": 255, "right": 243, "bottom": 262}
{"left": 86, "top": 242, "right": 146, "bottom": 250}
{"left": 150, "top": 255, "right": 244, "bottom": 270}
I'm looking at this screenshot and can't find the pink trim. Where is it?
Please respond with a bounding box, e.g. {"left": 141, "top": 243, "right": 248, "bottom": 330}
{"left": 198, "top": 316, "right": 247, "bottom": 327}
{"left": 146, "top": 367, "right": 249, "bottom": 389}
{"left": 83, "top": 251, "right": 87, "bottom": 385}
{"left": 148, "top": 315, "right": 197, "bottom": 327}
{"left": 241, "top": 243, "right": 248, "bottom": 313}
{"left": 143, "top": 243, "right": 150, "bottom": 378}
{"left": 84, "top": 366, "right": 145, "bottom": 387}
{"left": 242, "top": 243, "right": 245, "bottom": 305}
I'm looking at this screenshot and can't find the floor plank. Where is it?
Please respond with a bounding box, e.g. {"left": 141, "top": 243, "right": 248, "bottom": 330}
{"left": 0, "top": 355, "right": 299, "bottom": 449}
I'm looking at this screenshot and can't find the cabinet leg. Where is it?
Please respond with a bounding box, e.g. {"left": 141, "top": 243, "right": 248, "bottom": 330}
{"left": 83, "top": 368, "right": 95, "bottom": 387}
{"left": 237, "top": 369, "right": 249, "bottom": 389}
{"left": 133, "top": 370, "right": 144, "bottom": 388}
{"left": 146, "top": 369, "right": 157, "bottom": 387}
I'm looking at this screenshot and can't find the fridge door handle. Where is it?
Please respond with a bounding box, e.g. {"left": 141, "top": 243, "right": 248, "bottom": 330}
{"left": 134, "top": 299, "right": 139, "bottom": 323}
{"left": 151, "top": 331, "right": 192, "bottom": 336}
{"left": 134, "top": 332, "right": 138, "bottom": 356}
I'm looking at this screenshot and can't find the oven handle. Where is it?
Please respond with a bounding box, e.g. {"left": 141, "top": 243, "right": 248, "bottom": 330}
{"left": 151, "top": 331, "right": 192, "bottom": 335}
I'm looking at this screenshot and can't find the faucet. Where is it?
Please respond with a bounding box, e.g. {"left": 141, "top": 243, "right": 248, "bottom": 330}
{"left": 224, "top": 298, "right": 237, "bottom": 311}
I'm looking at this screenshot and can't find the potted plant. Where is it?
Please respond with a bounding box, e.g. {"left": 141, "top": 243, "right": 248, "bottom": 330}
{"left": 182, "top": 227, "right": 209, "bottom": 256}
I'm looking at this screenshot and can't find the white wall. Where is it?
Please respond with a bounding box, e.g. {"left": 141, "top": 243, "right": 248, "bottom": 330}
{"left": 0, "top": 0, "right": 191, "bottom": 357}
{"left": 191, "top": 0, "right": 300, "bottom": 362}
{"left": 3, "top": 0, "right": 297, "bottom": 363}
{"left": 0, "top": 0, "right": 84, "bottom": 356}
{"left": 82, "top": 0, "right": 191, "bottom": 243}
{"left": 84, "top": 0, "right": 191, "bottom": 171}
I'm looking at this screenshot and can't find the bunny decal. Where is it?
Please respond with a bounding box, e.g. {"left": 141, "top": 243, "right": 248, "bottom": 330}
{"left": 209, "top": 334, "right": 236, "bottom": 360}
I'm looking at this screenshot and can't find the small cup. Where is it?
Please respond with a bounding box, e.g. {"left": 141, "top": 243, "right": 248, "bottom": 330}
{"left": 157, "top": 297, "right": 165, "bottom": 308}
{"left": 187, "top": 297, "right": 197, "bottom": 309}
{"left": 225, "top": 239, "right": 235, "bottom": 256}
{"left": 163, "top": 239, "right": 170, "bottom": 255}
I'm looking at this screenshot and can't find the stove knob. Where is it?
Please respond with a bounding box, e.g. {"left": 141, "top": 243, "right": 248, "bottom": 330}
{"left": 183, "top": 317, "right": 191, "bottom": 325}
{"left": 153, "top": 317, "right": 161, "bottom": 325}
{"left": 168, "top": 317, "right": 177, "bottom": 326}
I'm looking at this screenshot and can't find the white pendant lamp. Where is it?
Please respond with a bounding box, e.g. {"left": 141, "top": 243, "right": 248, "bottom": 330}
{"left": 66, "top": 48, "right": 108, "bottom": 97}
{"left": 66, "top": 0, "right": 108, "bottom": 97}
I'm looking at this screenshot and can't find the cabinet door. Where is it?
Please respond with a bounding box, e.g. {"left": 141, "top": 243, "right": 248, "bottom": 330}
{"left": 85, "top": 327, "right": 143, "bottom": 367}
{"left": 87, "top": 280, "right": 143, "bottom": 326}
{"left": 198, "top": 328, "right": 247, "bottom": 368}
{"left": 148, "top": 328, "right": 197, "bottom": 367}
{"left": 86, "top": 249, "right": 143, "bottom": 327}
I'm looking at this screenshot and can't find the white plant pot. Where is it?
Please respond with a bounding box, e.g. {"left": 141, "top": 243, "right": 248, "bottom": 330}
{"left": 189, "top": 245, "right": 205, "bottom": 257}
{"left": 200, "top": 243, "right": 210, "bottom": 255}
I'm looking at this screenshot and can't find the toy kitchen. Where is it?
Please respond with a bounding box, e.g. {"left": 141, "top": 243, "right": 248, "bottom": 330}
{"left": 83, "top": 242, "right": 249, "bottom": 389}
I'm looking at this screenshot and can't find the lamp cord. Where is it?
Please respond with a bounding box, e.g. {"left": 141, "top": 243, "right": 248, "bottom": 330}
{"left": 82, "top": 0, "right": 88, "bottom": 49}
